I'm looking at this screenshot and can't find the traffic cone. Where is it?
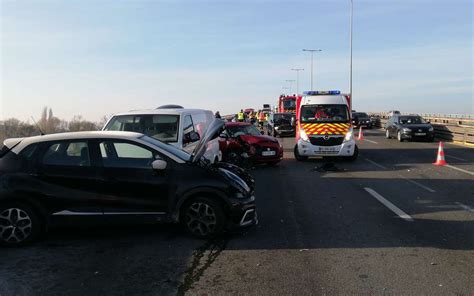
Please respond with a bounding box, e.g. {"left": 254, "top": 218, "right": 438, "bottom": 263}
{"left": 357, "top": 126, "right": 364, "bottom": 141}
{"left": 433, "top": 141, "right": 447, "bottom": 166}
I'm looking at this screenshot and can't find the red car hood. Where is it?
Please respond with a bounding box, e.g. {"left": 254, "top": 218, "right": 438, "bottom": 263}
{"left": 238, "top": 134, "right": 279, "bottom": 145}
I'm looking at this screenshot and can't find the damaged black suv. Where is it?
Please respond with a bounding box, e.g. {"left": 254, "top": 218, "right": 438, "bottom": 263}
{"left": 0, "top": 120, "right": 257, "bottom": 246}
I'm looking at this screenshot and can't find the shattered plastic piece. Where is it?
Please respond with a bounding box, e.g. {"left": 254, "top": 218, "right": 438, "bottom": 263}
{"left": 313, "top": 162, "right": 340, "bottom": 172}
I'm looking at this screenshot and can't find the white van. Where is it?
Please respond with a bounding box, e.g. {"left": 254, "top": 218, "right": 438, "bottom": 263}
{"left": 103, "top": 106, "right": 222, "bottom": 163}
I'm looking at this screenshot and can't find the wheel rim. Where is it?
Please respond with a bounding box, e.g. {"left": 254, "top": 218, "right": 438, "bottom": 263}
{"left": 0, "top": 208, "right": 33, "bottom": 243}
{"left": 185, "top": 202, "right": 217, "bottom": 236}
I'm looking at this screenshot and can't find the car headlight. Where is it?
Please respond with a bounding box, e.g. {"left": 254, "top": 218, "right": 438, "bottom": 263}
{"left": 429, "top": 127, "right": 434, "bottom": 132}
{"left": 403, "top": 128, "right": 412, "bottom": 132}
{"left": 275, "top": 126, "right": 279, "bottom": 130}
{"left": 300, "top": 128, "right": 310, "bottom": 142}
{"left": 219, "top": 168, "right": 250, "bottom": 195}
{"left": 344, "top": 128, "right": 354, "bottom": 142}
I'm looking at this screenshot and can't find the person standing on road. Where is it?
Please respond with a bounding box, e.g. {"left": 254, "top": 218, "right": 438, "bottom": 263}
{"left": 258, "top": 110, "right": 265, "bottom": 128}
{"left": 238, "top": 109, "right": 245, "bottom": 122}
{"left": 249, "top": 111, "right": 256, "bottom": 125}
{"left": 215, "top": 111, "right": 221, "bottom": 119}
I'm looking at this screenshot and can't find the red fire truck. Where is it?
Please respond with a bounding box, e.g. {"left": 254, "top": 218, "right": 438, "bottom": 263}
{"left": 277, "top": 95, "right": 299, "bottom": 113}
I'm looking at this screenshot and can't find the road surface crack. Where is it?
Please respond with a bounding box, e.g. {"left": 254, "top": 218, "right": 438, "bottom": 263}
{"left": 176, "top": 238, "right": 228, "bottom": 296}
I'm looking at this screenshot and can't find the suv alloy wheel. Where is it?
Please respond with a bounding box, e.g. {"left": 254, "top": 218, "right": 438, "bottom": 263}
{"left": 0, "top": 202, "right": 42, "bottom": 246}
{"left": 182, "top": 197, "right": 225, "bottom": 238}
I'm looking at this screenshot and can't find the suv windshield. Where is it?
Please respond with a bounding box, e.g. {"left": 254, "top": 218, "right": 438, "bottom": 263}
{"left": 140, "top": 135, "right": 191, "bottom": 161}
{"left": 398, "top": 116, "right": 426, "bottom": 124}
{"left": 227, "top": 125, "right": 261, "bottom": 137}
{"left": 353, "top": 112, "right": 369, "bottom": 119}
{"left": 274, "top": 114, "right": 293, "bottom": 124}
{"left": 105, "top": 115, "right": 180, "bottom": 143}
{"left": 300, "top": 104, "right": 349, "bottom": 123}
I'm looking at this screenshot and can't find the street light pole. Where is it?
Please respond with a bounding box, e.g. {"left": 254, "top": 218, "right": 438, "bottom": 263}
{"left": 285, "top": 79, "right": 296, "bottom": 94}
{"left": 302, "top": 49, "right": 322, "bottom": 90}
{"left": 349, "top": 0, "right": 353, "bottom": 107}
{"left": 290, "top": 69, "right": 304, "bottom": 95}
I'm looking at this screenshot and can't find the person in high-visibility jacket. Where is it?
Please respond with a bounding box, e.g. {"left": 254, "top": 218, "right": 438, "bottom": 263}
{"left": 237, "top": 110, "right": 245, "bottom": 122}
{"left": 249, "top": 111, "right": 256, "bottom": 125}
{"left": 258, "top": 110, "right": 266, "bottom": 128}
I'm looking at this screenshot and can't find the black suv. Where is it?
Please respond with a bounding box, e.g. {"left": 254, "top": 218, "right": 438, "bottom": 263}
{"left": 270, "top": 113, "right": 296, "bottom": 137}
{"left": 0, "top": 120, "right": 257, "bottom": 246}
{"left": 385, "top": 114, "right": 434, "bottom": 142}
{"left": 352, "top": 112, "right": 372, "bottom": 129}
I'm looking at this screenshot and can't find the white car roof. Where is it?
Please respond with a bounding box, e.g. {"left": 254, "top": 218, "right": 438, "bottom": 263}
{"left": 112, "top": 108, "right": 212, "bottom": 116}
{"left": 8, "top": 131, "right": 144, "bottom": 154}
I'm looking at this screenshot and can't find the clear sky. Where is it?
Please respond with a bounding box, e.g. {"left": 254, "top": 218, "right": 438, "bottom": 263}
{"left": 1, "top": 0, "right": 473, "bottom": 121}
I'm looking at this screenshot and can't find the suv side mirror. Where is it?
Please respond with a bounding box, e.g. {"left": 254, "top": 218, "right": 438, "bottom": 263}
{"left": 152, "top": 159, "right": 167, "bottom": 170}
{"left": 183, "top": 131, "right": 200, "bottom": 144}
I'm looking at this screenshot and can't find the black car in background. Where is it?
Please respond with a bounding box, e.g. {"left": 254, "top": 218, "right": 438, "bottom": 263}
{"left": 352, "top": 112, "right": 373, "bottom": 128}
{"left": 385, "top": 114, "right": 434, "bottom": 142}
{"left": 270, "top": 113, "right": 295, "bottom": 137}
{"left": 370, "top": 114, "right": 381, "bottom": 127}
{"left": 0, "top": 120, "right": 257, "bottom": 246}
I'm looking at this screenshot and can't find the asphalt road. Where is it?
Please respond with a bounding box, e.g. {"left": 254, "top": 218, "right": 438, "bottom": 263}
{"left": 1, "top": 129, "right": 473, "bottom": 296}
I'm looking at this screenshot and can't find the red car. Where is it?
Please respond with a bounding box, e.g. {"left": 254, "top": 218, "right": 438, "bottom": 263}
{"left": 219, "top": 122, "right": 283, "bottom": 165}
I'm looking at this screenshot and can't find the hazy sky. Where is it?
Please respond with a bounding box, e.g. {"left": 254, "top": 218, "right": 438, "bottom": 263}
{"left": 1, "top": 0, "right": 473, "bottom": 121}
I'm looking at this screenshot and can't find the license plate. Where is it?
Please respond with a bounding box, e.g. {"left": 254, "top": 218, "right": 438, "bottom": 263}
{"left": 318, "top": 147, "right": 336, "bottom": 152}
{"left": 415, "top": 133, "right": 426, "bottom": 136}
{"left": 262, "top": 151, "right": 276, "bottom": 156}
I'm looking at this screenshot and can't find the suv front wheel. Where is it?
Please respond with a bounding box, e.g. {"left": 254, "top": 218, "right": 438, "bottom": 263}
{"left": 294, "top": 145, "right": 308, "bottom": 161}
{"left": 0, "top": 201, "right": 43, "bottom": 247}
{"left": 397, "top": 131, "right": 404, "bottom": 142}
{"left": 181, "top": 197, "right": 225, "bottom": 238}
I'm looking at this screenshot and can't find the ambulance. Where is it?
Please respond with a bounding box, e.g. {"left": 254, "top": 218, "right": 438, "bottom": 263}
{"left": 293, "top": 90, "right": 358, "bottom": 161}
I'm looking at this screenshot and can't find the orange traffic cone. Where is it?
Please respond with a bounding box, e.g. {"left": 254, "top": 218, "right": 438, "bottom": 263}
{"left": 357, "top": 126, "right": 364, "bottom": 141}
{"left": 433, "top": 141, "right": 447, "bottom": 166}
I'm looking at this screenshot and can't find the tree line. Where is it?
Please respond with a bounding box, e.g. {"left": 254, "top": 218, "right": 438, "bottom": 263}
{"left": 0, "top": 107, "right": 107, "bottom": 144}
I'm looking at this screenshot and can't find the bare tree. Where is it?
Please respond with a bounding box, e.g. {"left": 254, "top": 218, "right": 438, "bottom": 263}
{"left": 68, "top": 116, "right": 99, "bottom": 132}
{"left": 0, "top": 107, "right": 104, "bottom": 144}
{"left": 38, "top": 106, "right": 66, "bottom": 134}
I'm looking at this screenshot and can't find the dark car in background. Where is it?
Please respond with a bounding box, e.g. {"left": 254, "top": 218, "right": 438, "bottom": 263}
{"left": 352, "top": 112, "right": 372, "bottom": 128}
{"left": 370, "top": 114, "right": 381, "bottom": 128}
{"left": 0, "top": 120, "right": 257, "bottom": 246}
{"left": 219, "top": 122, "right": 283, "bottom": 166}
{"left": 385, "top": 114, "right": 434, "bottom": 142}
{"left": 270, "top": 113, "right": 295, "bottom": 137}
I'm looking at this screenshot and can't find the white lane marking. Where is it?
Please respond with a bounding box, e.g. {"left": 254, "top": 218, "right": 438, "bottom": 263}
{"left": 364, "top": 188, "right": 414, "bottom": 222}
{"left": 445, "top": 155, "right": 468, "bottom": 162}
{"left": 445, "top": 165, "right": 474, "bottom": 176}
{"left": 363, "top": 139, "right": 378, "bottom": 144}
{"left": 398, "top": 175, "right": 436, "bottom": 193}
{"left": 365, "top": 158, "right": 388, "bottom": 170}
{"left": 455, "top": 202, "right": 474, "bottom": 213}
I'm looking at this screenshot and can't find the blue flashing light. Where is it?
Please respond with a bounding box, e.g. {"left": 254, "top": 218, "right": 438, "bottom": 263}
{"left": 303, "top": 90, "right": 341, "bottom": 96}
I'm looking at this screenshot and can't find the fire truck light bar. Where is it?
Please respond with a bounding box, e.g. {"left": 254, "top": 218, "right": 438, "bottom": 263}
{"left": 303, "top": 90, "right": 341, "bottom": 95}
